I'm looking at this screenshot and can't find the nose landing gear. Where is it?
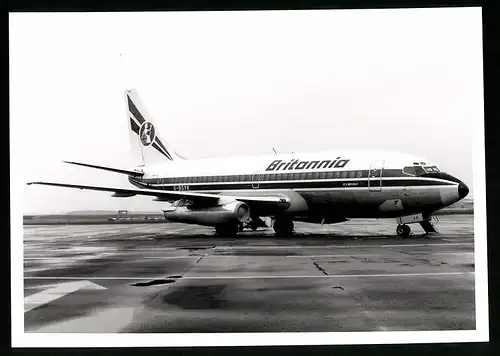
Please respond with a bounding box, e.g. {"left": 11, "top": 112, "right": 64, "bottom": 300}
{"left": 395, "top": 213, "right": 439, "bottom": 237}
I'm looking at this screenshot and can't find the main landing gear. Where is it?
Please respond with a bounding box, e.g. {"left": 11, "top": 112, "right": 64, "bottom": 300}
{"left": 238, "top": 220, "right": 259, "bottom": 232}
{"left": 396, "top": 224, "right": 411, "bottom": 237}
{"left": 215, "top": 222, "right": 239, "bottom": 237}
{"left": 273, "top": 217, "right": 294, "bottom": 237}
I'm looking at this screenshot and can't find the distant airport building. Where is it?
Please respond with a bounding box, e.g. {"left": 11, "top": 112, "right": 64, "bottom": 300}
{"left": 118, "top": 210, "right": 128, "bottom": 215}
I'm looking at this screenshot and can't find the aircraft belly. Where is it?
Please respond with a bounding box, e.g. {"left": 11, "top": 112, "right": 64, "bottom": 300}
{"left": 297, "top": 188, "right": 401, "bottom": 206}
{"left": 400, "top": 186, "right": 443, "bottom": 210}
{"left": 197, "top": 185, "right": 445, "bottom": 219}
{"left": 297, "top": 186, "right": 443, "bottom": 218}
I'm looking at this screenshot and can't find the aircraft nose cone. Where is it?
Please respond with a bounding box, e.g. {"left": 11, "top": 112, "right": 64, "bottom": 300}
{"left": 458, "top": 181, "right": 469, "bottom": 199}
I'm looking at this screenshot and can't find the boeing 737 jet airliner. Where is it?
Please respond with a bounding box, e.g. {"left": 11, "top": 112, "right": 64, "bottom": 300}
{"left": 27, "top": 89, "right": 470, "bottom": 237}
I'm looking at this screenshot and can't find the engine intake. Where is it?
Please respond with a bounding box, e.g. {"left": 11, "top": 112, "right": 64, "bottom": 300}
{"left": 163, "top": 201, "right": 250, "bottom": 226}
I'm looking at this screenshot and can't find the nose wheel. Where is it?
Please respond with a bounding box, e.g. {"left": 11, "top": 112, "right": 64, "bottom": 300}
{"left": 396, "top": 224, "right": 411, "bottom": 237}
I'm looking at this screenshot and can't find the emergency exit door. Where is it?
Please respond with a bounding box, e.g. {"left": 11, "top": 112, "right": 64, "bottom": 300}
{"left": 368, "top": 160, "right": 384, "bottom": 192}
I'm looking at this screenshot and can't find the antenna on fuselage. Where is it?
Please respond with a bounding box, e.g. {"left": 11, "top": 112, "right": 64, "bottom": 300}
{"left": 272, "top": 148, "right": 277, "bottom": 155}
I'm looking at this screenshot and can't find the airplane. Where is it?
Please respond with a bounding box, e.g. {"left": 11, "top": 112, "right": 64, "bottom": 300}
{"left": 27, "top": 89, "right": 470, "bottom": 237}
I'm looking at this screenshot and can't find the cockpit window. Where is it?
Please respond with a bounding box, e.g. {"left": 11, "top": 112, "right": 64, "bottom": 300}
{"left": 424, "top": 166, "right": 440, "bottom": 173}
{"left": 414, "top": 166, "right": 426, "bottom": 176}
{"left": 403, "top": 165, "right": 440, "bottom": 176}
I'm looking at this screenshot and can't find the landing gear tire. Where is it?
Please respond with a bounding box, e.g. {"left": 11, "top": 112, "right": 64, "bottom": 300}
{"left": 396, "top": 224, "right": 411, "bottom": 237}
{"left": 215, "top": 223, "right": 239, "bottom": 237}
{"left": 273, "top": 218, "right": 294, "bottom": 237}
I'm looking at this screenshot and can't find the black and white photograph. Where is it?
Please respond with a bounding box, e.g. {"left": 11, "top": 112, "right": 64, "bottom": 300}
{"left": 11, "top": 7, "right": 488, "bottom": 347}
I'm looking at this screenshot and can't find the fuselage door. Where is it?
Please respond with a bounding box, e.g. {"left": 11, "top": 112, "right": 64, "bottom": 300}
{"left": 146, "top": 174, "right": 159, "bottom": 189}
{"left": 152, "top": 174, "right": 161, "bottom": 189}
{"left": 368, "top": 160, "right": 384, "bottom": 192}
{"left": 252, "top": 171, "right": 261, "bottom": 189}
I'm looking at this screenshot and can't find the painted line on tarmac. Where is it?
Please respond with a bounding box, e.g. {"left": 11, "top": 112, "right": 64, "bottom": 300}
{"left": 142, "top": 256, "right": 203, "bottom": 259}
{"left": 210, "top": 254, "right": 381, "bottom": 258}
{"left": 142, "top": 254, "right": 380, "bottom": 259}
{"left": 175, "top": 271, "right": 476, "bottom": 279}
{"left": 379, "top": 243, "right": 473, "bottom": 248}
{"left": 144, "top": 252, "right": 470, "bottom": 258}
{"left": 24, "top": 255, "right": 197, "bottom": 260}
{"left": 213, "top": 242, "right": 473, "bottom": 249}
{"left": 24, "top": 271, "right": 474, "bottom": 281}
{"left": 24, "top": 249, "right": 474, "bottom": 258}
{"left": 23, "top": 252, "right": 472, "bottom": 261}
{"left": 441, "top": 238, "right": 473, "bottom": 242}
{"left": 142, "top": 254, "right": 382, "bottom": 259}
{"left": 24, "top": 280, "right": 106, "bottom": 313}
{"left": 24, "top": 276, "right": 164, "bottom": 280}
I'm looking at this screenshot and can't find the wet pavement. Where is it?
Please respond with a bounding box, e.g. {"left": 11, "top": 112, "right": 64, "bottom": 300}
{"left": 23, "top": 215, "right": 475, "bottom": 333}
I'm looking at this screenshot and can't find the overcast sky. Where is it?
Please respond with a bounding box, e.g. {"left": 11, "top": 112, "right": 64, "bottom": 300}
{"left": 11, "top": 8, "right": 483, "bottom": 214}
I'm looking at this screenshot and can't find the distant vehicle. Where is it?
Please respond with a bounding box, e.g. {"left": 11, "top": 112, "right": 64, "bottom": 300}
{"left": 28, "top": 89, "right": 469, "bottom": 237}
{"left": 108, "top": 217, "right": 117, "bottom": 222}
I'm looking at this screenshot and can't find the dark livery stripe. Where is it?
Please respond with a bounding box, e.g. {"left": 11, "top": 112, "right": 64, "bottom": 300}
{"left": 136, "top": 169, "right": 454, "bottom": 185}
{"left": 152, "top": 142, "right": 173, "bottom": 160}
{"left": 127, "top": 95, "right": 145, "bottom": 124}
{"left": 154, "top": 138, "right": 172, "bottom": 160}
{"left": 128, "top": 169, "right": 457, "bottom": 193}
{"left": 128, "top": 176, "right": 454, "bottom": 192}
{"left": 151, "top": 179, "right": 450, "bottom": 191}
{"left": 130, "top": 117, "right": 140, "bottom": 134}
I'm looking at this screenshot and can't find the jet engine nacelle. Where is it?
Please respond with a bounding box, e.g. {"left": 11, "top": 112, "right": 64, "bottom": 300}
{"left": 163, "top": 201, "right": 250, "bottom": 226}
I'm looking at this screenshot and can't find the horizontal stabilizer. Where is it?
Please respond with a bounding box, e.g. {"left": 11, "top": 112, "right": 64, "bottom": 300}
{"left": 63, "top": 160, "right": 144, "bottom": 177}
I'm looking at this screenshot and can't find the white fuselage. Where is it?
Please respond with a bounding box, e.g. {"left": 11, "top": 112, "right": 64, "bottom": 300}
{"left": 128, "top": 150, "right": 466, "bottom": 221}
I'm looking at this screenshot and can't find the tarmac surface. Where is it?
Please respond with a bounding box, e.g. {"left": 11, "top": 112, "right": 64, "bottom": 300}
{"left": 23, "top": 215, "right": 475, "bottom": 333}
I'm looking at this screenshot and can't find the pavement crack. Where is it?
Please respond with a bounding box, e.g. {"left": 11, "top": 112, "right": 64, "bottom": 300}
{"left": 179, "top": 255, "right": 206, "bottom": 277}
{"left": 313, "top": 261, "right": 329, "bottom": 275}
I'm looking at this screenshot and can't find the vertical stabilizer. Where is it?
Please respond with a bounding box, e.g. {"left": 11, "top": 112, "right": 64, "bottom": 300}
{"left": 125, "top": 89, "right": 186, "bottom": 165}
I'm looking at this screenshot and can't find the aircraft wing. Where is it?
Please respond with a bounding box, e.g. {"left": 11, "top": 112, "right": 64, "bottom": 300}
{"left": 26, "top": 181, "right": 291, "bottom": 210}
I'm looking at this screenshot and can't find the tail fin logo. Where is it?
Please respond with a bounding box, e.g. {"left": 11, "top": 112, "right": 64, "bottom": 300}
{"left": 127, "top": 91, "right": 175, "bottom": 161}
{"left": 139, "top": 122, "right": 155, "bottom": 146}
